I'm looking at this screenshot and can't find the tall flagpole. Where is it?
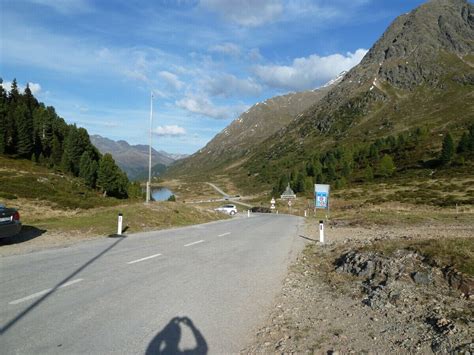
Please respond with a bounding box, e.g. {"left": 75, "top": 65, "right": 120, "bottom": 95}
{"left": 146, "top": 91, "right": 153, "bottom": 203}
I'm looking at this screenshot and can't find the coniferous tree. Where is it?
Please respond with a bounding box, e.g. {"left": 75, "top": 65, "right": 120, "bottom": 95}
{"left": 304, "top": 176, "right": 314, "bottom": 193}
{"left": 364, "top": 165, "right": 374, "bottom": 181}
{"left": 4, "top": 79, "right": 21, "bottom": 154}
{"left": 326, "top": 161, "right": 337, "bottom": 181}
{"left": 306, "top": 161, "right": 315, "bottom": 177}
{"left": 457, "top": 132, "right": 469, "bottom": 154}
{"left": 294, "top": 172, "right": 306, "bottom": 193}
{"left": 397, "top": 132, "right": 406, "bottom": 149}
{"left": 15, "top": 102, "right": 33, "bottom": 158}
{"left": 79, "top": 151, "right": 98, "bottom": 188}
{"left": 33, "top": 106, "right": 52, "bottom": 157}
{"left": 97, "top": 153, "right": 128, "bottom": 198}
{"left": 61, "top": 125, "right": 90, "bottom": 175}
{"left": 0, "top": 79, "right": 7, "bottom": 154}
{"left": 23, "top": 84, "right": 38, "bottom": 114}
{"left": 342, "top": 159, "right": 352, "bottom": 179}
{"left": 439, "top": 132, "right": 455, "bottom": 165}
{"left": 273, "top": 174, "right": 289, "bottom": 196}
{"left": 50, "top": 134, "right": 62, "bottom": 166}
{"left": 8, "top": 79, "right": 20, "bottom": 104}
{"left": 312, "top": 159, "right": 323, "bottom": 181}
{"left": 378, "top": 154, "right": 396, "bottom": 177}
{"left": 386, "top": 135, "right": 397, "bottom": 150}
{"left": 457, "top": 125, "right": 474, "bottom": 157}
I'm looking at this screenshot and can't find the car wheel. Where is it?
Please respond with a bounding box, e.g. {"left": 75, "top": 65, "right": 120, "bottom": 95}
{"left": 230, "top": 211, "right": 236, "bottom": 216}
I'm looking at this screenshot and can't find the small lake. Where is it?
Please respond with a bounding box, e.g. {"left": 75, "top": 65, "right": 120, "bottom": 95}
{"left": 151, "top": 187, "right": 174, "bottom": 201}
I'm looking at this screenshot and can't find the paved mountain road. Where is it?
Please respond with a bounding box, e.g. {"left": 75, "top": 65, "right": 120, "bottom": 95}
{"left": 1, "top": 214, "right": 305, "bottom": 354}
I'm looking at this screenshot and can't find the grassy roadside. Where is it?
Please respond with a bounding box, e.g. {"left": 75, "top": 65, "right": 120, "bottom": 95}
{"left": 27, "top": 201, "right": 228, "bottom": 237}
{"left": 364, "top": 237, "right": 474, "bottom": 276}
{"left": 0, "top": 200, "right": 229, "bottom": 256}
{"left": 301, "top": 200, "right": 474, "bottom": 280}
{"left": 0, "top": 156, "right": 228, "bottom": 244}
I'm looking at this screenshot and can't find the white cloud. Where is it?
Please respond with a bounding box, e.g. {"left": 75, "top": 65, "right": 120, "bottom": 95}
{"left": 254, "top": 49, "right": 367, "bottom": 90}
{"left": 248, "top": 48, "right": 263, "bottom": 62}
{"left": 176, "top": 94, "right": 247, "bottom": 120}
{"left": 204, "top": 74, "right": 262, "bottom": 97}
{"left": 28, "top": 82, "right": 42, "bottom": 95}
{"left": 1, "top": 81, "right": 42, "bottom": 95}
{"left": 159, "top": 71, "right": 184, "bottom": 90}
{"left": 27, "top": 0, "right": 92, "bottom": 14}
{"left": 153, "top": 125, "right": 187, "bottom": 137}
{"left": 74, "top": 119, "right": 120, "bottom": 129}
{"left": 176, "top": 94, "right": 228, "bottom": 120}
{"left": 123, "top": 69, "right": 150, "bottom": 83}
{"left": 1, "top": 17, "right": 177, "bottom": 90}
{"left": 208, "top": 42, "right": 241, "bottom": 57}
{"left": 200, "top": 0, "right": 283, "bottom": 27}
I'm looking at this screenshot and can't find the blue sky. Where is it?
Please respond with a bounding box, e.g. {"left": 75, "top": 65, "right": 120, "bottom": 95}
{"left": 1, "top": 0, "right": 426, "bottom": 154}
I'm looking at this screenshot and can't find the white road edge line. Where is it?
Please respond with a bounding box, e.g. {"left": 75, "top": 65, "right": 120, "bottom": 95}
{"left": 184, "top": 240, "right": 204, "bottom": 247}
{"left": 9, "top": 278, "right": 84, "bottom": 305}
{"left": 127, "top": 253, "right": 162, "bottom": 265}
{"left": 218, "top": 232, "right": 231, "bottom": 237}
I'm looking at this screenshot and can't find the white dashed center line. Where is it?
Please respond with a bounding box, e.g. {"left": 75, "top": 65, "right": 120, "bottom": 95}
{"left": 184, "top": 240, "right": 204, "bottom": 247}
{"left": 9, "top": 278, "right": 84, "bottom": 305}
{"left": 218, "top": 232, "right": 231, "bottom": 237}
{"left": 127, "top": 253, "right": 162, "bottom": 265}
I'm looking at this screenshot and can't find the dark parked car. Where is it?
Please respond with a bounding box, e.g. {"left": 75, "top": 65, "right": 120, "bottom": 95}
{"left": 0, "top": 205, "right": 22, "bottom": 238}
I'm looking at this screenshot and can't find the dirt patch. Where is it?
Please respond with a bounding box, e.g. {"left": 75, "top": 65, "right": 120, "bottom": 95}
{"left": 242, "top": 222, "right": 474, "bottom": 354}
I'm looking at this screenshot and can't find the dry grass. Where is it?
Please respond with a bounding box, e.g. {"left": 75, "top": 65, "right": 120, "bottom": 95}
{"left": 25, "top": 201, "right": 227, "bottom": 236}
{"left": 161, "top": 179, "right": 220, "bottom": 201}
{"left": 0, "top": 200, "right": 229, "bottom": 256}
{"left": 366, "top": 237, "right": 474, "bottom": 276}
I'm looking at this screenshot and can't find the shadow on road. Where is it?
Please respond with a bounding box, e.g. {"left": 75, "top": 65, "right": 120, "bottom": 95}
{"left": 146, "top": 317, "right": 208, "bottom": 355}
{"left": 298, "top": 234, "right": 317, "bottom": 242}
{"left": 0, "top": 226, "right": 46, "bottom": 246}
{"left": 1, "top": 235, "right": 126, "bottom": 334}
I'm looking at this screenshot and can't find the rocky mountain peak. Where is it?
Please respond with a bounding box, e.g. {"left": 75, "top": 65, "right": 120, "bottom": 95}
{"left": 354, "top": 0, "right": 474, "bottom": 89}
{"left": 365, "top": 0, "right": 473, "bottom": 63}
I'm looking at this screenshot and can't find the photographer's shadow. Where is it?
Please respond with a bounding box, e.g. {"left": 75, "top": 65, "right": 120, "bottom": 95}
{"left": 146, "top": 316, "right": 208, "bottom": 355}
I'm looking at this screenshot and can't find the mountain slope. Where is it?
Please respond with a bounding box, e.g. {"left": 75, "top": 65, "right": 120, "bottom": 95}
{"left": 167, "top": 0, "right": 474, "bottom": 193}
{"left": 167, "top": 79, "right": 341, "bottom": 176}
{"left": 241, "top": 0, "right": 474, "bottom": 189}
{"left": 249, "top": 0, "right": 473, "bottom": 162}
{"left": 90, "top": 135, "right": 175, "bottom": 180}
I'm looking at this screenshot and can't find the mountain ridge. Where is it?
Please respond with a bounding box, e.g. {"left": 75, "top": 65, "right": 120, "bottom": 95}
{"left": 90, "top": 135, "right": 186, "bottom": 180}
{"left": 167, "top": 74, "right": 344, "bottom": 175}
{"left": 166, "top": 0, "right": 474, "bottom": 193}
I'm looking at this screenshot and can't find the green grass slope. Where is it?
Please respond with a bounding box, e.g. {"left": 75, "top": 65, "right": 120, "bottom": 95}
{"left": 0, "top": 156, "right": 123, "bottom": 209}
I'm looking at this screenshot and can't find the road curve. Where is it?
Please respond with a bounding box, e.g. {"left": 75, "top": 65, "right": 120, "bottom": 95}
{"left": 1, "top": 214, "right": 305, "bottom": 354}
{"left": 205, "top": 182, "right": 228, "bottom": 197}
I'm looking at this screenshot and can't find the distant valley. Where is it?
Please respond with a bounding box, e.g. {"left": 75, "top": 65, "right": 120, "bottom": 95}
{"left": 90, "top": 135, "right": 188, "bottom": 180}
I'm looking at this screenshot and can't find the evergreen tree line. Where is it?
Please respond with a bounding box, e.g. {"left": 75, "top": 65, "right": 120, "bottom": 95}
{"left": 0, "top": 78, "right": 131, "bottom": 198}
{"left": 272, "top": 125, "right": 474, "bottom": 196}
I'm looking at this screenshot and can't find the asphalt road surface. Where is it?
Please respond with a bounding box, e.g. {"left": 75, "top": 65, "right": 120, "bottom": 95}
{"left": 1, "top": 213, "right": 305, "bottom": 354}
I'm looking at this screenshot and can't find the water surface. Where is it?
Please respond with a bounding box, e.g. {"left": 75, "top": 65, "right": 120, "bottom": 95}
{"left": 152, "top": 187, "right": 174, "bottom": 201}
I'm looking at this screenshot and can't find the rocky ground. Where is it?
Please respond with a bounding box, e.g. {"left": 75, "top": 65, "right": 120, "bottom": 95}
{"left": 242, "top": 223, "right": 474, "bottom": 354}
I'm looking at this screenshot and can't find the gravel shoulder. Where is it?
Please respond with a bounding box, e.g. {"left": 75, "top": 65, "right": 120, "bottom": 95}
{"left": 242, "top": 220, "right": 474, "bottom": 354}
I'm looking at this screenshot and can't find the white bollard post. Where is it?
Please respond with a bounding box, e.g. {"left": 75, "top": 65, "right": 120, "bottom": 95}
{"left": 117, "top": 213, "right": 123, "bottom": 235}
{"left": 248, "top": 210, "right": 250, "bottom": 217}
{"left": 304, "top": 210, "right": 307, "bottom": 217}
{"left": 319, "top": 220, "right": 324, "bottom": 244}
